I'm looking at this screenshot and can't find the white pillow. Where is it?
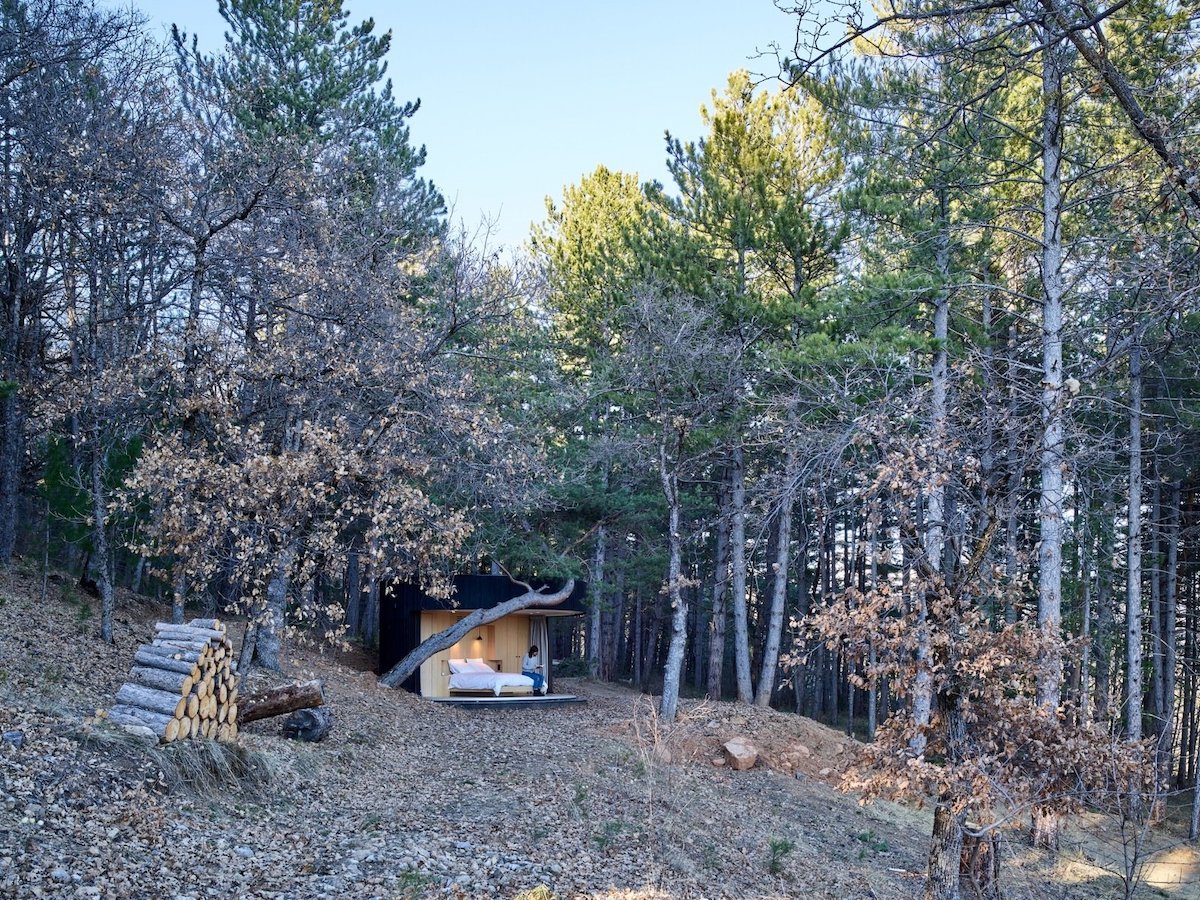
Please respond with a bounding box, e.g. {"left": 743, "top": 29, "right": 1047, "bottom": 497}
{"left": 465, "top": 659, "right": 493, "bottom": 673}
{"left": 448, "top": 658, "right": 469, "bottom": 674}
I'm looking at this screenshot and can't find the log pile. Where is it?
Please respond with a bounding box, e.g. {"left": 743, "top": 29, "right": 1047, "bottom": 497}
{"left": 107, "top": 619, "right": 240, "bottom": 743}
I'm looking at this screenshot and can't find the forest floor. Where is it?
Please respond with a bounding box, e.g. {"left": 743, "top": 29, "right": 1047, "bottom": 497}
{"left": 1, "top": 566, "right": 1199, "bottom": 899}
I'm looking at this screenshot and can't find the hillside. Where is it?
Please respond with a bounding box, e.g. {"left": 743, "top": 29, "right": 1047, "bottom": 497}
{"left": 0, "top": 569, "right": 1196, "bottom": 899}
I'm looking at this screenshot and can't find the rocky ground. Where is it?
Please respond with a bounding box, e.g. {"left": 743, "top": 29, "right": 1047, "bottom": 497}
{"left": 1, "top": 566, "right": 1198, "bottom": 899}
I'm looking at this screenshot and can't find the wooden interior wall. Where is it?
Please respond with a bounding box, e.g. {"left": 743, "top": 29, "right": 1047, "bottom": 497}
{"left": 417, "top": 612, "right": 534, "bottom": 697}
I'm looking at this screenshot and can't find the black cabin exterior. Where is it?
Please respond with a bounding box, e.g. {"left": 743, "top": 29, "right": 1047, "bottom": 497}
{"left": 378, "top": 575, "right": 586, "bottom": 695}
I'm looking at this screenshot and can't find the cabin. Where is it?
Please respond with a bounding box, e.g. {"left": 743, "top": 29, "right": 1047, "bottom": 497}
{"left": 377, "top": 575, "right": 587, "bottom": 697}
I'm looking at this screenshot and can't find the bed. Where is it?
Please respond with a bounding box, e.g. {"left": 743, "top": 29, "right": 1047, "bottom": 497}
{"left": 447, "top": 658, "right": 537, "bottom": 696}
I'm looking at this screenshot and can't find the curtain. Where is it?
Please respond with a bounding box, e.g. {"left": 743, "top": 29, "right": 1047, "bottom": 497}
{"left": 529, "top": 616, "right": 550, "bottom": 694}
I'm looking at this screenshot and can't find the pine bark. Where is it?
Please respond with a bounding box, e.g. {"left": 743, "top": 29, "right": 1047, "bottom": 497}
{"left": 755, "top": 469, "right": 796, "bottom": 706}
{"left": 729, "top": 445, "right": 753, "bottom": 702}
{"left": 588, "top": 524, "right": 606, "bottom": 677}
{"left": 1127, "top": 337, "right": 1143, "bottom": 742}
{"left": 1037, "top": 30, "right": 1066, "bottom": 713}
{"left": 707, "top": 482, "right": 730, "bottom": 700}
{"left": 659, "top": 433, "right": 688, "bottom": 722}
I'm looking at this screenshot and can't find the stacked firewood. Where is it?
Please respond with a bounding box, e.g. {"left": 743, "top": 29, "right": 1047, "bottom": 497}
{"left": 107, "top": 619, "right": 240, "bottom": 743}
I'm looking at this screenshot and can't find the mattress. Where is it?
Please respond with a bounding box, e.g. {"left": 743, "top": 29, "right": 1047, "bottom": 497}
{"left": 448, "top": 671, "right": 535, "bottom": 696}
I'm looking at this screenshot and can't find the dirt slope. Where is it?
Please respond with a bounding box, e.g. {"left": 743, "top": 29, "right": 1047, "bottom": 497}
{"left": 0, "top": 568, "right": 1195, "bottom": 899}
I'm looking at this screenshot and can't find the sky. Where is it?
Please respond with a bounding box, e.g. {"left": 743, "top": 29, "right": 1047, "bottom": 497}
{"left": 128, "top": 0, "right": 803, "bottom": 251}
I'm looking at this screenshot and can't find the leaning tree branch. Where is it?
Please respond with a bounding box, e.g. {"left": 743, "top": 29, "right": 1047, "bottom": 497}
{"left": 1039, "top": 0, "right": 1200, "bottom": 214}
{"left": 378, "top": 579, "right": 575, "bottom": 688}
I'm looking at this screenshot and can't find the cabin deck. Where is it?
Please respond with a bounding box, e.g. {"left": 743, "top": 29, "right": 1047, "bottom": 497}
{"left": 426, "top": 693, "right": 585, "bottom": 708}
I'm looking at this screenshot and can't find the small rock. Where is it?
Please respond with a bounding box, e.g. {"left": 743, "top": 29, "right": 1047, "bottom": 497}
{"left": 51, "top": 868, "right": 70, "bottom": 883}
{"left": 710, "top": 756, "right": 726, "bottom": 767}
{"left": 818, "top": 767, "right": 833, "bottom": 777}
{"left": 723, "top": 736, "right": 758, "bottom": 771}
{"left": 234, "top": 846, "right": 254, "bottom": 859}
{"left": 1, "top": 731, "right": 24, "bottom": 750}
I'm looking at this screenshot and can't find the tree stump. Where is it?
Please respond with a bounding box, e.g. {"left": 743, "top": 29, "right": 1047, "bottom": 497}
{"left": 282, "top": 706, "right": 333, "bottom": 742}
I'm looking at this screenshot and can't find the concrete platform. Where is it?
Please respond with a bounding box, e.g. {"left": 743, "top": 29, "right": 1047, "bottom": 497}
{"left": 426, "top": 693, "right": 585, "bottom": 708}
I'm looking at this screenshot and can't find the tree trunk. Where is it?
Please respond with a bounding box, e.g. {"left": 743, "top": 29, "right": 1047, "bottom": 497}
{"left": 378, "top": 579, "right": 576, "bottom": 688}
{"left": 1151, "top": 480, "right": 1165, "bottom": 734}
{"left": 730, "top": 445, "right": 753, "bottom": 702}
{"left": 1037, "top": 27, "right": 1066, "bottom": 714}
{"left": 1080, "top": 514, "right": 1092, "bottom": 722}
{"left": 633, "top": 586, "right": 643, "bottom": 689}
{"left": 707, "top": 481, "right": 730, "bottom": 700}
{"left": 1095, "top": 490, "right": 1117, "bottom": 722}
{"left": 345, "top": 549, "right": 362, "bottom": 638}
{"left": 909, "top": 189, "right": 951, "bottom": 753}
{"left": 171, "top": 572, "right": 186, "bottom": 626}
{"left": 659, "top": 444, "right": 687, "bottom": 722}
{"left": 0, "top": 387, "right": 20, "bottom": 565}
{"left": 756, "top": 472, "right": 796, "bottom": 706}
{"left": 1164, "top": 481, "right": 1181, "bottom": 777}
{"left": 362, "top": 577, "right": 380, "bottom": 647}
{"left": 588, "top": 524, "right": 606, "bottom": 677}
{"left": 925, "top": 696, "right": 968, "bottom": 900}
{"left": 91, "top": 440, "right": 114, "bottom": 644}
{"left": 254, "top": 541, "right": 297, "bottom": 672}
{"left": 1127, "top": 336, "right": 1143, "bottom": 742}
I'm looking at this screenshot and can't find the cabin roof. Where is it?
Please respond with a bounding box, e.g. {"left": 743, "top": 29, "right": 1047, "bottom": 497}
{"left": 386, "top": 574, "right": 587, "bottom": 616}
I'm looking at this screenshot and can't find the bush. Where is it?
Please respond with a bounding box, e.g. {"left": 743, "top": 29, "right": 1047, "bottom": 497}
{"left": 553, "top": 656, "right": 590, "bottom": 677}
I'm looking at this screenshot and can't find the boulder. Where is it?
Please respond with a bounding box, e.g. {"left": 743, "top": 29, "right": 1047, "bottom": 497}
{"left": 722, "top": 736, "right": 758, "bottom": 771}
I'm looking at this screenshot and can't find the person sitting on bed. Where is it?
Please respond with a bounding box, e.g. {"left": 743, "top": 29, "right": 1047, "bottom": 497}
{"left": 522, "top": 645, "right": 546, "bottom": 694}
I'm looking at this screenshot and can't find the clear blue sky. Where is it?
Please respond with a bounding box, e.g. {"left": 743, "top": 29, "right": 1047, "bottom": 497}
{"left": 130, "top": 1, "right": 802, "bottom": 250}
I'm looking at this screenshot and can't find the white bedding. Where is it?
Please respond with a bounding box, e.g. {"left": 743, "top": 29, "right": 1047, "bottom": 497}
{"left": 448, "top": 671, "right": 535, "bottom": 696}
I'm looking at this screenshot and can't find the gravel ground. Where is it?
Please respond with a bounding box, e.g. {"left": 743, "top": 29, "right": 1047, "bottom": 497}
{"left": 0, "top": 568, "right": 1190, "bottom": 899}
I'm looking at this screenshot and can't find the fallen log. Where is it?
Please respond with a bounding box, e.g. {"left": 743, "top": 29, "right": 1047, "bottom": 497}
{"left": 239, "top": 680, "right": 324, "bottom": 724}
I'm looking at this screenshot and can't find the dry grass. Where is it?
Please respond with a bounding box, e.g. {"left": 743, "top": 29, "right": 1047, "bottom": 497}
{"left": 77, "top": 721, "right": 278, "bottom": 799}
